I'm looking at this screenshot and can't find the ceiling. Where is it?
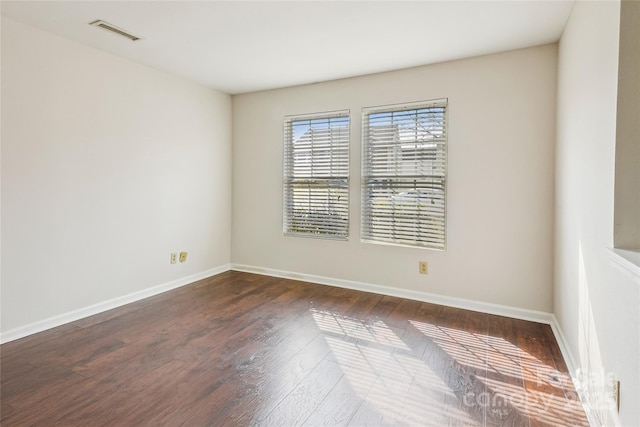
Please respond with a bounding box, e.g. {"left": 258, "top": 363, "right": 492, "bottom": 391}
{"left": 1, "top": 1, "right": 576, "bottom": 94}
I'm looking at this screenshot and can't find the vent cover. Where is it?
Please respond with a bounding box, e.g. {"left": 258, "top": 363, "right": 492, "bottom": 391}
{"left": 89, "top": 20, "right": 141, "bottom": 41}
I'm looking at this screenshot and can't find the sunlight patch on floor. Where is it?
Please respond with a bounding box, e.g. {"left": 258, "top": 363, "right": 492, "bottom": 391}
{"left": 310, "top": 308, "right": 588, "bottom": 426}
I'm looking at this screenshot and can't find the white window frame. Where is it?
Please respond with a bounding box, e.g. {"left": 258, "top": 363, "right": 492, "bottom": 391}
{"left": 283, "top": 110, "right": 350, "bottom": 240}
{"left": 361, "top": 99, "right": 448, "bottom": 250}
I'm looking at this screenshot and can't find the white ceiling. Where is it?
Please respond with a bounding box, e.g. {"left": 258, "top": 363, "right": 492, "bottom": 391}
{"left": 1, "top": 1, "right": 575, "bottom": 94}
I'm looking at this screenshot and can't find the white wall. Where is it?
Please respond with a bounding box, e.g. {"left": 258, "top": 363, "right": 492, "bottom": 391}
{"left": 555, "top": 1, "right": 639, "bottom": 425}
{"left": 1, "top": 18, "right": 232, "bottom": 337}
{"left": 232, "top": 45, "right": 557, "bottom": 313}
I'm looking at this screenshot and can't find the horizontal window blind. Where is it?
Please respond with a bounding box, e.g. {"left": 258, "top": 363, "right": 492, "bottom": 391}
{"left": 361, "top": 99, "right": 447, "bottom": 250}
{"left": 283, "top": 110, "right": 350, "bottom": 239}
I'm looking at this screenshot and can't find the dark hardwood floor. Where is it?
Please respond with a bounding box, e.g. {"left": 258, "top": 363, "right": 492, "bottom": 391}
{"left": 1, "top": 271, "right": 589, "bottom": 426}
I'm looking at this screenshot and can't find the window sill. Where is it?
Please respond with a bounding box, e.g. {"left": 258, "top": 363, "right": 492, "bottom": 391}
{"left": 607, "top": 247, "right": 640, "bottom": 282}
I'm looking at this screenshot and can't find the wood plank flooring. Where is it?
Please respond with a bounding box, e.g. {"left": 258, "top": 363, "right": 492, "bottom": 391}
{"left": 0, "top": 271, "right": 590, "bottom": 426}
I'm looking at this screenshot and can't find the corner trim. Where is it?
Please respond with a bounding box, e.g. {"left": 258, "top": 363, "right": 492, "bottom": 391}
{"left": 0, "top": 264, "right": 231, "bottom": 344}
{"left": 607, "top": 247, "right": 640, "bottom": 283}
{"left": 230, "top": 263, "right": 553, "bottom": 324}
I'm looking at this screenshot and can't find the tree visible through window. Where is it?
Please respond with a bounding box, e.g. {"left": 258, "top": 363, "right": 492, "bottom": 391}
{"left": 283, "top": 111, "right": 350, "bottom": 239}
{"left": 361, "top": 100, "right": 447, "bottom": 250}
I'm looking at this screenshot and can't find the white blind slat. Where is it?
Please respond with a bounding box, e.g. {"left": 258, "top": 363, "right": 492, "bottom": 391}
{"left": 283, "top": 111, "right": 350, "bottom": 239}
{"left": 361, "top": 100, "right": 447, "bottom": 250}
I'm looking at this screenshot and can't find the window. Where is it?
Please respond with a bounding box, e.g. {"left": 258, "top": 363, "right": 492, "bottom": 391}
{"left": 283, "top": 110, "right": 350, "bottom": 239}
{"left": 361, "top": 99, "right": 447, "bottom": 250}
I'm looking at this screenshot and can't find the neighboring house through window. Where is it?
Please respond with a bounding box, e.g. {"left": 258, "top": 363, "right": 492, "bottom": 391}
{"left": 283, "top": 110, "right": 350, "bottom": 239}
{"left": 361, "top": 99, "right": 448, "bottom": 250}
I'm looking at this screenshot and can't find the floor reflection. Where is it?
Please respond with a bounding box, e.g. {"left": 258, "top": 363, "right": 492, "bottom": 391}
{"left": 309, "top": 308, "right": 589, "bottom": 427}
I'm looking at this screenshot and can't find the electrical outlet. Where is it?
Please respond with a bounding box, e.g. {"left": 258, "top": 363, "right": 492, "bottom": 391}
{"left": 170, "top": 253, "right": 177, "bottom": 264}
{"left": 419, "top": 261, "right": 428, "bottom": 274}
{"left": 613, "top": 379, "right": 620, "bottom": 412}
{"left": 179, "top": 251, "right": 188, "bottom": 263}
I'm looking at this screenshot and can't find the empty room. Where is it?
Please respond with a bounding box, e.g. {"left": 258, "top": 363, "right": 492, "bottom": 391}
{"left": 1, "top": 1, "right": 638, "bottom": 426}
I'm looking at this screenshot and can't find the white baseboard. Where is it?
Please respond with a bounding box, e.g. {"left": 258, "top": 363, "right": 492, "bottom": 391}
{"left": 0, "top": 264, "right": 231, "bottom": 344}
{"left": 546, "top": 318, "right": 607, "bottom": 427}
{"left": 549, "top": 314, "right": 579, "bottom": 376}
{"left": 231, "top": 263, "right": 553, "bottom": 324}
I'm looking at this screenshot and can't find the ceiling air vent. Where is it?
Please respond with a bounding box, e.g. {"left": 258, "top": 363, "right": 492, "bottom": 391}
{"left": 89, "top": 20, "right": 142, "bottom": 41}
